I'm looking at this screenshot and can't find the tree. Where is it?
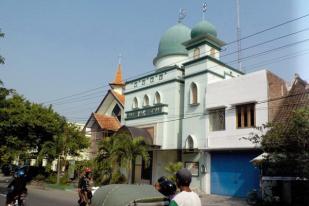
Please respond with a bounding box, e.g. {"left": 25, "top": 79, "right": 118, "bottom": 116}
{"left": 95, "top": 132, "right": 149, "bottom": 184}
{"left": 248, "top": 107, "right": 309, "bottom": 177}
{"left": 38, "top": 123, "right": 89, "bottom": 184}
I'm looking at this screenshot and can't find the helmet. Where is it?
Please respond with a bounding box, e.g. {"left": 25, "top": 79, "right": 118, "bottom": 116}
{"left": 84, "top": 167, "right": 92, "bottom": 173}
{"left": 16, "top": 169, "right": 25, "bottom": 177}
{"left": 159, "top": 180, "right": 176, "bottom": 197}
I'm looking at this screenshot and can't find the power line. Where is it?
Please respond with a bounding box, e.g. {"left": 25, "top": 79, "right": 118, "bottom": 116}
{"left": 40, "top": 13, "right": 309, "bottom": 105}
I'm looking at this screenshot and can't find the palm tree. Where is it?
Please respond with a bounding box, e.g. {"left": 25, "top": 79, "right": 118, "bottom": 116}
{"left": 112, "top": 133, "right": 149, "bottom": 184}
{"left": 96, "top": 132, "right": 149, "bottom": 184}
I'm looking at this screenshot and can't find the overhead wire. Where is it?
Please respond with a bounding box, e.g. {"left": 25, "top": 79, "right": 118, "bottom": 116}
{"left": 41, "top": 13, "right": 309, "bottom": 105}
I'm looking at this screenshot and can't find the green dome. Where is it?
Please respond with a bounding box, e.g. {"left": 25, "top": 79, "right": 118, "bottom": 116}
{"left": 154, "top": 23, "right": 191, "bottom": 61}
{"left": 191, "top": 20, "right": 217, "bottom": 39}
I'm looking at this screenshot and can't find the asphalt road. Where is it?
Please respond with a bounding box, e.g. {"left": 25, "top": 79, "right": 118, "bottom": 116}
{"left": 0, "top": 187, "right": 78, "bottom": 206}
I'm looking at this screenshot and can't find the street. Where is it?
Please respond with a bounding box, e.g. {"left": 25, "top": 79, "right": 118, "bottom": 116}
{"left": 0, "top": 186, "right": 77, "bottom": 206}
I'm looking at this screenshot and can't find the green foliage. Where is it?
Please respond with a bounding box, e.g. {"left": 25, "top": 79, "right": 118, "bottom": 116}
{"left": 164, "top": 162, "right": 183, "bottom": 183}
{"left": 95, "top": 132, "right": 149, "bottom": 184}
{"left": 60, "top": 173, "right": 70, "bottom": 184}
{"left": 46, "top": 174, "right": 57, "bottom": 184}
{"left": 110, "top": 171, "right": 127, "bottom": 184}
{"left": 247, "top": 107, "right": 309, "bottom": 177}
{"left": 34, "top": 174, "right": 46, "bottom": 181}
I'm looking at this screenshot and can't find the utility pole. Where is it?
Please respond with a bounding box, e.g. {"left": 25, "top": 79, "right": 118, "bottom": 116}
{"left": 236, "top": 0, "right": 243, "bottom": 72}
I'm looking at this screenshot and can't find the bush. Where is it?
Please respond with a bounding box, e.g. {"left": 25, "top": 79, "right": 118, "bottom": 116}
{"left": 46, "top": 174, "right": 57, "bottom": 184}
{"left": 165, "top": 162, "right": 183, "bottom": 183}
{"left": 34, "top": 174, "right": 45, "bottom": 181}
{"left": 111, "top": 171, "right": 126, "bottom": 184}
{"left": 60, "top": 173, "right": 70, "bottom": 185}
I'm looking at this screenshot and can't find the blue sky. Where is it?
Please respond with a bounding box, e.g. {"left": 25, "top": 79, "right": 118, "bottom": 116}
{"left": 1, "top": 0, "right": 309, "bottom": 123}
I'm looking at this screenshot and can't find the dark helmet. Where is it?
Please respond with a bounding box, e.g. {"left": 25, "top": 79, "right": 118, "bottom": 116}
{"left": 159, "top": 180, "right": 176, "bottom": 197}
{"left": 157, "top": 176, "right": 168, "bottom": 184}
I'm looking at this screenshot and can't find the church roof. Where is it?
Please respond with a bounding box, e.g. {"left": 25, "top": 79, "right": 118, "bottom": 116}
{"left": 93, "top": 113, "right": 121, "bottom": 131}
{"left": 111, "top": 90, "right": 125, "bottom": 105}
{"left": 110, "top": 64, "right": 125, "bottom": 86}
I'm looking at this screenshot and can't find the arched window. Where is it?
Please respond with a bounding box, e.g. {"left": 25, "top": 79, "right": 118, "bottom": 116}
{"left": 210, "top": 48, "right": 216, "bottom": 58}
{"left": 154, "top": 92, "right": 161, "bottom": 104}
{"left": 143, "top": 95, "right": 149, "bottom": 107}
{"left": 112, "top": 104, "right": 121, "bottom": 121}
{"left": 132, "top": 97, "right": 138, "bottom": 109}
{"left": 190, "top": 82, "right": 198, "bottom": 104}
{"left": 187, "top": 136, "right": 194, "bottom": 149}
{"left": 193, "top": 48, "right": 200, "bottom": 59}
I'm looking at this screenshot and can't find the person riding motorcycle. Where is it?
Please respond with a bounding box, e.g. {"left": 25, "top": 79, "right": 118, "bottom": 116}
{"left": 6, "top": 169, "right": 27, "bottom": 206}
{"left": 155, "top": 176, "right": 177, "bottom": 201}
{"left": 78, "top": 167, "right": 92, "bottom": 206}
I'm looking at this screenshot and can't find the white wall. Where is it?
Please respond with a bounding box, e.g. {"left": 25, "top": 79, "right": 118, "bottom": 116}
{"left": 206, "top": 70, "right": 269, "bottom": 149}
{"left": 124, "top": 68, "right": 184, "bottom": 149}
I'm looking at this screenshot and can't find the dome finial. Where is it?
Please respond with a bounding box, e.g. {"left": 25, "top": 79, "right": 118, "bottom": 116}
{"left": 178, "top": 8, "right": 187, "bottom": 23}
{"left": 202, "top": 2, "right": 207, "bottom": 21}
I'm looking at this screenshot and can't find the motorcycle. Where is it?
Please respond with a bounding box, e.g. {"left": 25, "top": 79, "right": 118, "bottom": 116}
{"left": 6, "top": 190, "right": 27, "bottom": 206}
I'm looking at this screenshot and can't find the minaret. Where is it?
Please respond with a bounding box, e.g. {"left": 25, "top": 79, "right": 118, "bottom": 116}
{"left": 109, "top": 58, "right": 125, "bottom": 95}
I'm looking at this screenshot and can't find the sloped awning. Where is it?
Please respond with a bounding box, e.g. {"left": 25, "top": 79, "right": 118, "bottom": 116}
{"left": 250, "top": 152, "right": 269, "bottom": 164}
{"left": 92, "top": 184, "right": 167, "bottom": 206}
{"left": 84, "top": 113, "right": 120, "bottom": 131}
{"left": 116, "top": 126, "right": 160, "bottom": 148}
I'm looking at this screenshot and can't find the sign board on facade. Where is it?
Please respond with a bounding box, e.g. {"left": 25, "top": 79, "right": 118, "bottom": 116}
{"left": 126, "top": 104, "right": 167, "bottom": 120}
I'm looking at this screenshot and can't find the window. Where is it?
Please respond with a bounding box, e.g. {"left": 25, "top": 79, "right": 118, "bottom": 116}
{"left": 132, "top": 97, "right": 138, "bottom": 109}
{"left": 112, "top": 104, "right": 121, "bottom": 121}
{"left": 193, "top": 48, "right": 200, "bottom": 59}
{"left": 143, "top": 95, "right": 149, "bottom": 107}
{"left": 159, "top": 74, "right": 163, "bottom": 80}
{"left": 190, "top": 83, "right": 198, "bottom": 105}
{"left": 142, "top": 80, "right": 145, "bottom": 85}
{"left": 187, "top": 136, "right": 194, "bottom": 150}
{"left": 210, "top": 48, "right": 216, "bottom": 57}
{"left": 236, "top": 103, "right": 256, "bottom": 128}
{"left": 134, "top": 82, "right": 137, "bottom": 88}
{"left": 154, "top": 92, "right": 161, "bottom": 104}
{"left": 209, "top": 108, "right": 225, "bottom": 131}
{"left": 150, "top": 77, "right": 154, "bottom": 83}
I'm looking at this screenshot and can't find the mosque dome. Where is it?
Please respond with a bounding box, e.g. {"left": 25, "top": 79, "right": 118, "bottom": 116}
{"left": 153, "top": 23, "right": 191, "bottom": 65}
{"left": 191, "top": 20, "right": 217, "bottom": 39}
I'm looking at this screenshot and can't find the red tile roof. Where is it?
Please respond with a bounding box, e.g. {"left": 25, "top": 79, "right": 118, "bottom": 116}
{"left": 273, "top": 75, "right": 309, "bottom": 124}
{"left": 93, "top": 113, "right": 120, "bottom": 131}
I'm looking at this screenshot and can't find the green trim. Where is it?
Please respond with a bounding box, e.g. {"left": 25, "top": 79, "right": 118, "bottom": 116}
{"left": 126, "top": 66, "right": 182, "bottom": 84}
{"left": 125, "top": 112, "right": 168, "bottom": 120}
{"left": 183, "top": 33, "right": 226, "bottom": 50}
{"left": 184, "top": 69, "right": 224, "bottom": 79}
{"left": 183, "top": 55, "right": 244, "bottom": 75}
{"left": 124, "top": 79, "right": 184, "bottom": 95}
{"left": 125, "top": 104, "right": 168, "bottom": 113}
{"left": 186, "top": 39, "right": 222, "bottom": 51}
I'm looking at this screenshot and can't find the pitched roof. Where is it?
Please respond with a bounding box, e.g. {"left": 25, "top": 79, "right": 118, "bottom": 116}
{"left": 93, "top": 113, "right": 121, "bottom": 131}
{"left": 273, "top": 74, "right": 309, "bottom": 124}
{"left": 111, "top": 90, "right": 125, "bottom": 105}
{"left": 110, "top": 64, "right": 125, "bottom": 86}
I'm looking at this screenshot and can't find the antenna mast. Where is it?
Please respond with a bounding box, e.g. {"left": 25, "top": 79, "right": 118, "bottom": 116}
{"left": 236, "top": 0, "right": 243, "bottom": 72}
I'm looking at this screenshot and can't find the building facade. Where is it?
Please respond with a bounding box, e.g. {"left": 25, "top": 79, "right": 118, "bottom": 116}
{"left": 84, "top": 65, "right": 125, "bottom": 158}
{"left": 123, "top": 18, "right": 287, "bottom": 197}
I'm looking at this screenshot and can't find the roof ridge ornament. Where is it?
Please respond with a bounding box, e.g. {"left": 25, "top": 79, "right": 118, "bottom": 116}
{"left": 178, "top": 8, "right": 187, "bottom": 23}
{"left": 202, "top": 2, "right": 207, "bottom": 21}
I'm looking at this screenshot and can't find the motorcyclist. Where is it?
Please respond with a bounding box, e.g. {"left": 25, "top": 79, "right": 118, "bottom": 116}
{"left": 155, "top": 176, "right": 177, "bottom": 201}
{"left": 78, "top": 167, "right": 92, "bottom": 206}
{"left": 6, "top": 169, "right": 27, "bottom": 206}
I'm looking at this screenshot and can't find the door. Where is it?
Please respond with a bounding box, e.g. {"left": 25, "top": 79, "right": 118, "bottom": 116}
{"left": 211, "top": 151, "right": 260, "bottom": 197}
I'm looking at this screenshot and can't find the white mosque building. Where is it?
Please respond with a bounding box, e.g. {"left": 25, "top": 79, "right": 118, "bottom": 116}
{"left": 123, "top": 17, "right": 286, "bottom": 197}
